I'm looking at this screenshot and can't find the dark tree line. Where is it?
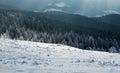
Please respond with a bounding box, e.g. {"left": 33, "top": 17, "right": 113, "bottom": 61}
{"left": 0, "top": 9, "right": 120, "bottom": 53}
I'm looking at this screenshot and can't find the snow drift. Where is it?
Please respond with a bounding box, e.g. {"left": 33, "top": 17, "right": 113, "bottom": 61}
{"left": 0, "top": 38, "right": 120, "bottom": 73}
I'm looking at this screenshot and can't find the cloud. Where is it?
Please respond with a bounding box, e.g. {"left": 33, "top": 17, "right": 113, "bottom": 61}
{"left": 104, "top": 10, "right": 120, "bottom": 15}
{"left": 48, "top": 3, "right": 52, "bottom": 6}
{"left": 95, "top": 10, "right": 120, "bottom": 17}
{"left": 55, "top": 2, "right": 70, "bottom": 7}
{"left": 44, "top": 8, "right": 64, "bottom": 12}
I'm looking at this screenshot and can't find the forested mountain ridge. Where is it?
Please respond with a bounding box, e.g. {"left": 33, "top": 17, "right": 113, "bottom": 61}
{"left": 44, "top": 11, "right": 120, "bottom": 32}
{"left": 0, "top": 9, "right": 120, "bottom": 53}
{"left": 94, "top": 14, "right": 120, "bottom": 26}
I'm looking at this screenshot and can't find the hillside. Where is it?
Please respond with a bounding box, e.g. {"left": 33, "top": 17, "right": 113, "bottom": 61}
{"left": 0, "top": 9, "right": 120, "bottom": 53}
{"left": 0, "top": 39, "right": 120, "bottom": 73}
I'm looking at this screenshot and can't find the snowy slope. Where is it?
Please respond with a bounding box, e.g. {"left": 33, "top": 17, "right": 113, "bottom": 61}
{"left": 0, "top": 39, "right": 120, "bottom": 73}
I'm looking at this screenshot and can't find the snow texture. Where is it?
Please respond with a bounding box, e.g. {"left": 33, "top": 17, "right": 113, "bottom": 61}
{"left": 0, "top": 38, "right": 120, "bottom": 73}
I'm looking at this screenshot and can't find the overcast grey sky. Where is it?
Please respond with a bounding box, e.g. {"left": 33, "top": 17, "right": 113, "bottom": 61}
{"left": 0, "top": 0, "right": 120, "bottom": 16}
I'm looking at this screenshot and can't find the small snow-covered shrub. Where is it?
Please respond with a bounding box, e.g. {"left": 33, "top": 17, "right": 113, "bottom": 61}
{"left": 89, "top": 59, "right": 95, "bottom": 63}
{"left": 33, "top": 61, "right": 39, "bottom": 65}
{"left": 75, "top": 59, "right": 80, "bottom": 63}
{"left": 21, "top": 60, "right": 28, "bottom": 64}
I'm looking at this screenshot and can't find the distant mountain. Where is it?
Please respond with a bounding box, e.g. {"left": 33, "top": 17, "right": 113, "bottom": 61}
{"left": 96, "top": 14, "right": 120, "bottom": 26}
{"left": 44, "top": 11, "right": 120, "bottom": 32}
{"left": 0, "top": 9, "right": 120, "bottom": 33}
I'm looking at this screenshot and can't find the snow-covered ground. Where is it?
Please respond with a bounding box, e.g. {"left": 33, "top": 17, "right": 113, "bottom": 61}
{"left": 0, "top": 38, "right": 120, "bottom": 73}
